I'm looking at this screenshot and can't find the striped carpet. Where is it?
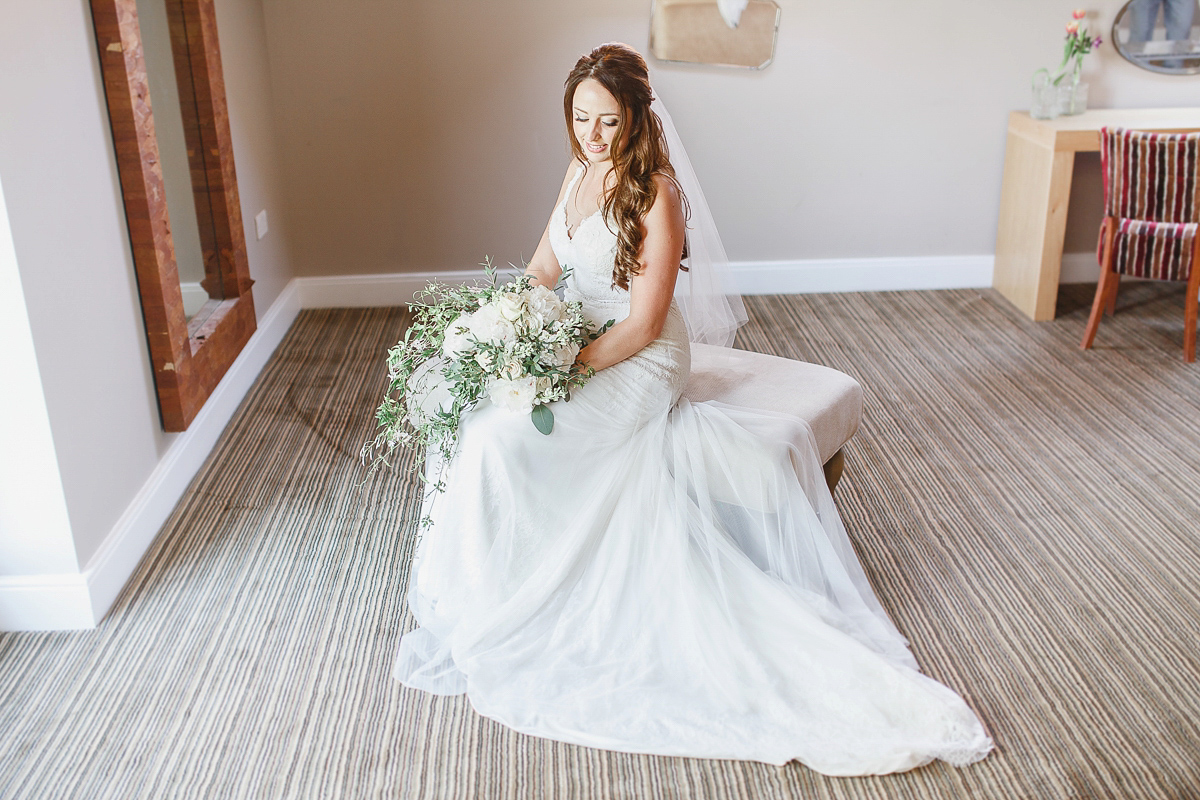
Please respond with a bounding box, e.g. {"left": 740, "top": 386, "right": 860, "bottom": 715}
{"left": 3, "top": 284, "right": 1200, "bottom": 799}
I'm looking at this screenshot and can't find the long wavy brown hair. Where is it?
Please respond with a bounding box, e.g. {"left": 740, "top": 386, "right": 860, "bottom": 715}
{"left": 564, "top": 44, "right": 689, "bottom": 290}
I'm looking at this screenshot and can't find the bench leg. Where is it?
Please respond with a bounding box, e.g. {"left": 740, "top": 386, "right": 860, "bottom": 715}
{"left": 823, "top": 449, "right": 845, "bottom": 493}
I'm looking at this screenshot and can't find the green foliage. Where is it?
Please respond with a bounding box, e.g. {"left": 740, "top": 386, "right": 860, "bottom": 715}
{"left": 360, "top": 258, "right": 598, "bottom": 485}
{"left": 531, "top": 404, "right": 554, "bottom": 435}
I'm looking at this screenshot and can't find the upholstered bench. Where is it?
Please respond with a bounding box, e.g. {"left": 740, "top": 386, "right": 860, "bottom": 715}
{"left": 682, "top": 343, "right": 863, "bottom": 491}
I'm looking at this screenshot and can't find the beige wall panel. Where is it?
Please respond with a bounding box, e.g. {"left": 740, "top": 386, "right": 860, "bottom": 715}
{"left": 261, "top": 0, "right": 1196, "bottom": 278}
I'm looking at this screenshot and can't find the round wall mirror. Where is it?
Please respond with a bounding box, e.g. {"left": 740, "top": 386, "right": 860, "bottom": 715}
{"left": 1113, "top": 0, "right": 1200, "bottom": 74}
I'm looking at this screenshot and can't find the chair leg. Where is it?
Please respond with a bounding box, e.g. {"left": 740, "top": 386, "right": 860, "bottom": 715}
{"left": 823, "top": 449, "right": 845, "bottom": 493}
{"left": 1106, "top": 275, "right": 1119, "bottom": 315}
{"left": 1082, "top": 271, "right": 1116, "bottom": 350}
{"left": 1083, "top": 221, "right": 1119, "bottom": 351}
{"left": 1185, "top": 242, "right": 1200, "bottom": 363}
{"left": 1186, "top": 281, "right": 1198, "bottom": 363}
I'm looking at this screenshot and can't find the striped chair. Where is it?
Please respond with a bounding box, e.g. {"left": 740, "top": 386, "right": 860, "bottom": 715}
{"left": 1081, "top": 127, "right": 1200, "bottom": 362}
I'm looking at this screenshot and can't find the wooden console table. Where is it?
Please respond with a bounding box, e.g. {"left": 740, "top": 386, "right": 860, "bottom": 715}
{"left": 993, "top": 108, "right": 1200, "bottom": 321}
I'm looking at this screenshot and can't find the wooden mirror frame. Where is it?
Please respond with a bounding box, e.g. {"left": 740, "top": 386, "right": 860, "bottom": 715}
{"left": 90, "top": 0, "right": 256, "bottom": 431}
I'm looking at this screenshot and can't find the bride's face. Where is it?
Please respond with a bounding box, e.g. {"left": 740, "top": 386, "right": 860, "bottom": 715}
{"left": 572, "top": 79, "right": 621, "bottom": 164}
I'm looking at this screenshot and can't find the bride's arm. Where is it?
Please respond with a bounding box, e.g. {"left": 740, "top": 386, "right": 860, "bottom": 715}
{"left": 524, "top": 161, "right": 579, "bottom": 289}
{"left": 577, "top": 176, "right": 684, "bottom": 371}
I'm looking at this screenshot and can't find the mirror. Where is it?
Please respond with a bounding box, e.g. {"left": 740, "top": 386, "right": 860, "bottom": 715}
{"left": 650, "top": 0, "right": 781, "bottom": 69}
{"left": 1113, "top": 0, "right": 1200, "bottom": 75}
{"left": 91, "top": 0, "right": 256, "bottom": 431}
{"left": 136, "top": 0, "right": 223, "bottom": 326}
{"left": 135, "top": 0, "right": 222, "bottom": 326}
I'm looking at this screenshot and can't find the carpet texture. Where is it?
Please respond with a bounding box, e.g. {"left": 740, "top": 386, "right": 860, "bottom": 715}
{"left": 2, "top": 284, "right": 1199, "bottom": 799}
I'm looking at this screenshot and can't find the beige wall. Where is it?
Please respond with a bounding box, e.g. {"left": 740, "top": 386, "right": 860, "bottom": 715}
{"left": 216, "top": 0, "right": 295, "bottom": 310}
{"left": 0, "top": 0, "right": 293, "bottom": 569}
{"left": 261, "top": 0, "right": 1197, "bottom": 277}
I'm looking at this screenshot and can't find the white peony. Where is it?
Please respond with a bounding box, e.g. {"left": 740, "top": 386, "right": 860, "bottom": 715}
{"left": 487, "top": 375, "right": 538, "bottom": 414}
{"left": 469, "top": 303, "right": 517, "bottom": 345}
{"left": 525, "top": 285, "right": 566, "bottom": 327}
{"left": 552, "top": 342, "right": 580, "bottom": 367}
{"left": 441, "top": 314, "right": 475, "bottom": 359}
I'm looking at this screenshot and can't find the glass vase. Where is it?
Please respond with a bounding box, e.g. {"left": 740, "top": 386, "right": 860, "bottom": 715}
{"left": 1063, "top": 81, "right": 1088, "bottom": 115}
{"left": 1055, "top": 71, "right": 1088, "bottom": 116}
{"left": 1030, "top": 71, "right": 1059, "bottom": 120}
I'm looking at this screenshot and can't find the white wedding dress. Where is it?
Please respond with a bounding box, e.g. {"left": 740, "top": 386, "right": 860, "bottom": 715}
{"left": 394, "top": 166, "right": 993, "bottom": 775}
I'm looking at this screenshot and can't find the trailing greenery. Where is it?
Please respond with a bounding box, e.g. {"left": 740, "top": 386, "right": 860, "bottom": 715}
{"left": 361, "top": 259, "right": 609, "bottom": 492}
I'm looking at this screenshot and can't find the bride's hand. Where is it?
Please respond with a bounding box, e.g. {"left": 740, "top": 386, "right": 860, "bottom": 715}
{"left": 569, "top": 355, "right": 596, "bottom": 382}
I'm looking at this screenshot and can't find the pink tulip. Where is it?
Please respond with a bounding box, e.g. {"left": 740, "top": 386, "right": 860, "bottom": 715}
{"left": 1066, "top": 21, "right": 1079, "bottom": 34}
{"left": 1073, "top": 9, "right": 1086, "bottom": 19}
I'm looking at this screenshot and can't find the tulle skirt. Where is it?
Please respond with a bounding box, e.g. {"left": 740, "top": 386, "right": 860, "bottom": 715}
{"left": 394, "top": 324, "right": 992, "bottom": 775}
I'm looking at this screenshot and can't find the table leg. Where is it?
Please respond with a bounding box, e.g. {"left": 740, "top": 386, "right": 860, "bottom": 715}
{"left": 993, "top": 131, "right": 1076, "bottom": 321}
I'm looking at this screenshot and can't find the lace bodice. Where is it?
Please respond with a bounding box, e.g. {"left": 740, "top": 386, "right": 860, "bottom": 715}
{"left": 547, "top": 164, "right": 690, "bottom": 400}
{"left": 547, "top": 165, "right": 631, "bottom": 327}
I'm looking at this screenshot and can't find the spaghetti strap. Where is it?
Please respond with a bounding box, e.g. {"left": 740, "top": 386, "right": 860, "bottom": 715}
{"left": 558, "top": 162, "right": 586, "bottom": 216}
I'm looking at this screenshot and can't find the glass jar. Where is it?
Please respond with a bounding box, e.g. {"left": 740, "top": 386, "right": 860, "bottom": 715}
{"left": 1061, "top": 81, "right": 1088, "bottom": 115}
{"left": 1030, "top": 72, "right": 1059, "bottom": 120}
{"left": 1052, "top": 70, "right": 1089, "bottom": 116}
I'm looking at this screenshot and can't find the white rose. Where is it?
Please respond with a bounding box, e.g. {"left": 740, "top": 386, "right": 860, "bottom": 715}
{"left": 441, "top": 314, "right": 475, "bottom": 359}
{"left": 536, "top": 376, "right": 551, "bottom": 394}
{"left": 496, "top": 293, "right": 526, "bottom": 322}
{"left": 469, "top": 303, "right": 517, "bottom": 345}
{"left": 474, "top": 350, "right": 494, "bottom": 370}
{"left": 487, "top": 375, "right": 538, "bottom": 414}
{"left": 501, "top": 355, "right": 525, "bottom": 381}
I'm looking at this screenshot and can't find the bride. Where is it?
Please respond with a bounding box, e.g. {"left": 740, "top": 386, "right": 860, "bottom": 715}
{"left": 393, "top": 43, "right": 993, "bottom": 775}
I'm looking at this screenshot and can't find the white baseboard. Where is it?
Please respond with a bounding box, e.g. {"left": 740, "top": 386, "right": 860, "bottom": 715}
{"left": 0, "top": 280, "right": 303, "bottom": 632}
{"left": 0, "top": 574, "right": 93, "bottom": 631}
{"left": 180, "top": 281, "right": 209, "bottom": 318}
{"left": 82, "top": 279, "right": 302, "bottom": 626}
{"left": 293, "top": 257, "right": 997, "bottom": 308}
{"left": 729, "top": 255, "right": 995, "bottom": 295}
{"left": 1060, "top": 252, "right": 1153, "bottom": 285}
{"left": 297, "top": 270, "right": 486, "bottom": 308}
{"left": 1060, "top": 252, "right": 1100, "bottom": 283}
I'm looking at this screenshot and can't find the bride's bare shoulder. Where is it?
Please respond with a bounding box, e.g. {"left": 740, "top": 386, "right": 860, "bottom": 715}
{"left": 647, "top": 173, "right": 684, "bottom": 222}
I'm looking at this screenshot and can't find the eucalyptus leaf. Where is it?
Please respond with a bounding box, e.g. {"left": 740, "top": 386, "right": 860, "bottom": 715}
{"left": 531, "top": 404, "right": 554, "bottom": 435}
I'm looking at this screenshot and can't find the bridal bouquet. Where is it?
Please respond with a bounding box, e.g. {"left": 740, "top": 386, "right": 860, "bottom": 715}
{"left": 362, "top": 259, "right": 606, "bottom": 475}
